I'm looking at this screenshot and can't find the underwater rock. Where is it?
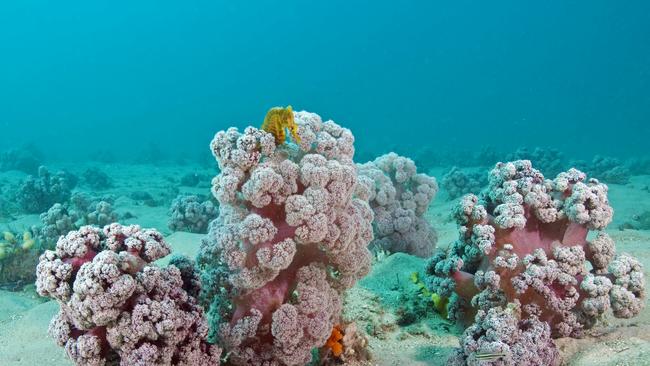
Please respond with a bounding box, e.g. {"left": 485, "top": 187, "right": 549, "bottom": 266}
{"left": 168, "top": 194, "right": 218, "bottom": 234}
{"left": 441, "top": 166, "right": 488, "bottom": 200}
{"left": 0, "top": 146, "right": 44, "bottom": 174}
{"left": 82, "top": 166, "right": 113, "bottom": 190}
{"left": 129, "top": 190, "right": 154, "bottom": 201}
{"left": 425, "top": 160, "right": 645, "bottom": 364}
{"left": 573, "top": 155, "right": 631, "bottom": 184}
{"left": 357, "top": 152, "right": 439, "bottom": 258}
{"left": 197, "top": 110, "right": 373, "bottom": 365}
{"left": 0, "top": 194, "right": 17, "bottom": 223}
{"left": 620, "top": 211, "right": 650, "bottom": 231}
{"left": 16, "top": 166, "right": 76, "bottom": 214}
{"left": 35, "top": 224, "right": 221, "bottom": 365}
{"left": 129, "top": 190, "right": 159, "bottom": 206}
{"left": 180, "top": 172, "right": 201, "bottom": 187}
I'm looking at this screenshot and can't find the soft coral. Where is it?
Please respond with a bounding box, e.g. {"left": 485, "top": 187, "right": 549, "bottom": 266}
{"left": 426, "top": 160, "right": 645, "bottom": 364}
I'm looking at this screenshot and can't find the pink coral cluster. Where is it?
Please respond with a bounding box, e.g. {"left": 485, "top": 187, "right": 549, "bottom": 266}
{"left": 426, "top": 160, "right": 645, "bottom": 364}
{"left": 35, "top": 224, "right": 221, "bottom": 366}
{"left": 198, "top": 110, "right": 373, "bottom": 365}
{"left": 357, "top": 152, "right": 438, "bottom": 257}
{"left": 447, "top": 303, "right": 560, "bottom": 366}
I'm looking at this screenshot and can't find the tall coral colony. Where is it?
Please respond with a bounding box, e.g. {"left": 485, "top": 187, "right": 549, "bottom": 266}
{"left": 33, "top": 108, "right": 646, "bottom": 366}
{"left": 197, "top": 110, "right": 374, "bottom": 365}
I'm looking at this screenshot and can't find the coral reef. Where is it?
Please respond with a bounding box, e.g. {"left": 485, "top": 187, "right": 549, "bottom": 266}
{"left": 197, "top": 110, "right": 373, "bottom": 365}
{"left": 441, "top": 167, "right": 487, "bottom": 201}
{"left": 16, "top": 166, "right": 77, "bottom": 214}
{"left": 357, "top": 153, "right": 438, "bottom": 257}
{"left": 70, "top": 192, "right": 120, "bottom": 227}
{"left": 0, "top": 146, "right": 44, "bottom": 174}
{"left": 425, "top": 160, "right": 645, "bottom": 364}
{"left": 33, "top": 203, "right": 78, "bottom": 249}
{"left": 446, "top": 303, "right": 560, "bottom": 366}
{"left": 573, "top": 156, "right": 631, "bottom": 184}
{"left": 168, "top": 194, "right": 218, "bottom": 234}
{"left": 35, "top": 224, "right": 221, "bottom": 365}
{"left": 82, "top": 167, "right": 113, "bottom": 190}
{"left": 506, "top": 147, "right": 566, "bottom": 177}
{"left": 32, "top": 193, "right": 119, "bottom": 249}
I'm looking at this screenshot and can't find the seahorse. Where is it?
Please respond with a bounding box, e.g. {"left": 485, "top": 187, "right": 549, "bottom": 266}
{"left": 260, "top": 105, "right": 301, "bottom": 145}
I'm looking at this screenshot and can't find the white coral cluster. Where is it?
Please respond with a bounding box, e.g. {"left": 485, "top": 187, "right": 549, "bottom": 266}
{"left": 36, "top": 224, "right": 221, "bottom": 366}
{"left": 168, "top": 194, "right": 218, "bottom": 233}
{"left": 357, "top": 152, "right": 438, "bottom": 257}
{"left": 426, "top": 160, "right": 646, "bottom": 365}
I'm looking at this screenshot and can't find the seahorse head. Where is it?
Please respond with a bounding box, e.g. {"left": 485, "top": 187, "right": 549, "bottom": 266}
{"left": 284, "top": 105, "right": 301, "bottom": 143}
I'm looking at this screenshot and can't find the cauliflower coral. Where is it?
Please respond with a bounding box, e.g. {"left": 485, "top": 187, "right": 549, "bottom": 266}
{"left": 197, "top": 110, "right": 374, "bottom": 365}
{"left": 357, "top": 152, "right": 438, "bottom": 257}
{"left": 35, "top": 224, "right": 221, "bottom": 366}
{"left": 426, "top": 160, "right": 645, "bottom": 365}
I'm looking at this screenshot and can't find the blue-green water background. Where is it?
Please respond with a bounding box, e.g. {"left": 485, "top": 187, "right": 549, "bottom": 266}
{"left": 1, "top": 1, "right": 649, "bottom": 162}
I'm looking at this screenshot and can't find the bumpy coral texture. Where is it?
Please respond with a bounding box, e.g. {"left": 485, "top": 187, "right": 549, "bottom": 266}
{"left": 425, "top": 160, "right": 645, "bottom": 365}
{"left": 506, "top": 147, "right": 566, "bottom": 177}
{"left": 357, "top": 152, "right": 438, "bottom": 257}
{"left": 32, "top": 193, "right": 119, "bottom": 249}
{"left": 168, "top": 194, "right": 218, "bottom": 234}
{"left": 0, "top": 146, "right": 43, "bottom": 174}
{"left": 446, "top": 304, "right": 560, "bottom": 366}
{"left": 441, "top": 166, "right": 487, "bottom": 200}
{"left": 198, "top": 111, "right": 373, "bottom": 366}
{"left": 17, "top": 166, "right": 76, "bottom": 213}
{"left": 573, "top": 155, "right": 631, "bottom": 185}
{"left": 82, "top": 167, "right": 113, "bottom": 190}
{"left": 33, "top": 203, "right": 78, "bottom": 249}
{"left": 35, "top": 224, "right": 221, "bottom": 366}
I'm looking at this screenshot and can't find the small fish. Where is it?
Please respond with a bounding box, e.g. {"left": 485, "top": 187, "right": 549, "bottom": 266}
{"left": 261, "top": 105, "right": 301, "bottom": 145}
{"left": 410, "top": 271, "right": 419, "bottom": 284}
{"left": 474, "top": 351, "right": 508, "bottom": 361}
{"left": 431, "top": 293, "right": 448, "bottom": 318}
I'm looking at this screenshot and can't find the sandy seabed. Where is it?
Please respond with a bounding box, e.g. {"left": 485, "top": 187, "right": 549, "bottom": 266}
{"left": 0, "top": 163, "right": 648, "bottom": 366}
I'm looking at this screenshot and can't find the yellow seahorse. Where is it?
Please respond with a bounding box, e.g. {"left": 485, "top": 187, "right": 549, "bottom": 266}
{"left": 260, "top": 105, "right": 301, "bottom": 145}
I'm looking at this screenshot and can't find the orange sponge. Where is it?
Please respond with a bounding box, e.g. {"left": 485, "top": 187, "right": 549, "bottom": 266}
{"left": 325, "top": 324, "right": 344, "bottom": 357}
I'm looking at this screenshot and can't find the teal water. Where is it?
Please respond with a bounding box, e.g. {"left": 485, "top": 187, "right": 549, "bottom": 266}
{"left": 1, "top": 1, "right": 649, "bottom": 161}
{"left": 1, "top": 2, "right": 650, "bottom": 366}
